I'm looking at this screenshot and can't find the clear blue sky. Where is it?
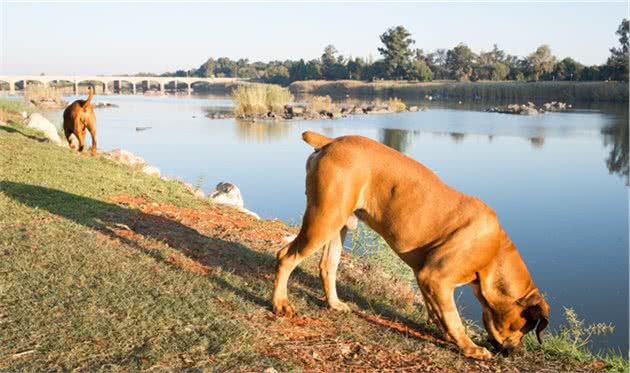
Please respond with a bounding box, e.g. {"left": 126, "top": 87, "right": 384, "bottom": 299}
{"left": 0, "top": 1, "right": 627, "bottom": 75}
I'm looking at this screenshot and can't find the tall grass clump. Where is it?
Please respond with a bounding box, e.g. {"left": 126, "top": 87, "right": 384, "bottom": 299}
{"left": 0, "top": 99, "right": 32, "bottom": 123}
{"left": 305, "top": 95, "right": 334, "bottom": 114}
{"left": 24, "top": 84, "right": 62, "bottom": 103}
{"left": 232, "top": 84, "right": 293, "bottom": 117}
{"left": 524, "top": 307, "right": 627, "bottom": 371}
{"left": 386, "top": 97, "right": 407, "bottom": 112}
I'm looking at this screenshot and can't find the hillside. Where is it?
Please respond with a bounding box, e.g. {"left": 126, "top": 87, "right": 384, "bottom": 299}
{"left": 0, "top": 107, "right": 626, "bottom": 371}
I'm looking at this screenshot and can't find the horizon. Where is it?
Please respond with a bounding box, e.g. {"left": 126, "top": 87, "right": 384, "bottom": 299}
{"left": 0, "top": 2, "right": 627, "bottom": 75}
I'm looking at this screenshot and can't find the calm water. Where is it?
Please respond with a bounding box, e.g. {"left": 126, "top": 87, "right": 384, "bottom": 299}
{"left": 47, "top": 94, "right": 628, "bottom": 352}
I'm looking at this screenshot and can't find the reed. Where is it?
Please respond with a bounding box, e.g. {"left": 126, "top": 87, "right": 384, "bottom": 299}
{"left": 232, "top": 84, "right": 293, "bottom": 117}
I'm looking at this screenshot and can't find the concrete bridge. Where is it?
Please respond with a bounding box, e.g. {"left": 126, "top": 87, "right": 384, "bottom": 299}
{"left": 0, "top": 75, "right": 246, "bottom": 95}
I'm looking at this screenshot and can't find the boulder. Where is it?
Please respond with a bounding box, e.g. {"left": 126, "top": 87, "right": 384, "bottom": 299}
{"left": 108, "top": 149, "right": 146, "bottom": 167}
{"left": 209, "top": 181, "right": 260, "bottom": 219}
{"left": 26, "top": 113, "right": 62, "bottom": 145}
{"left": 408, "top": 106, "right": 419, "bottom": 112}
{"left": 209, "top": 182, "right": 244, "bottom": 208}
{"left": 68, "top": 133, "right": 79, "bottom": 150}
{"left": 141, "top": 165, "right": 161, "bottom": 177}
{"left": 520, "top": 107, "right": 539, "bottom": 115}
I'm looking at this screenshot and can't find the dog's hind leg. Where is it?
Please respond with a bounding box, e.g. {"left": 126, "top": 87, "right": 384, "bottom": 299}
{"left": 87, "top": 123, "right": 97, "bottom": 156}
{"left": 319, "top": 227, "right": 350, "bottom": 312}
{"left": 273, "top": 203, "right": 349, "bottom": 317}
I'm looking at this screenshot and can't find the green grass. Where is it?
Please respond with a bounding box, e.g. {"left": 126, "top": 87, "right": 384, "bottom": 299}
{"left": 0, "top": 109, "right": 627, "bottom": 370}
{"left": 232, "top": 84, "right": 293, "bottom": 117}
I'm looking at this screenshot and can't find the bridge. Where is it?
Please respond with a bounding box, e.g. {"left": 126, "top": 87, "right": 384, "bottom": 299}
{"left": 0, "top": 75, "right": 246, "bottom": 95}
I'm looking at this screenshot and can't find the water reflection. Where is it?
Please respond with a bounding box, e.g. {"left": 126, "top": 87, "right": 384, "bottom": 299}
{"left": 235, "top": 120, "right": 290, "bottom": 142}
{"left": 380, "top": 128, "right": 413, "bottom": 152}
{"left": 529, "top": 136, "right": 546, "bottom": 148}
{"left": 601, "top": 111, "right": 629, "bottom": 184}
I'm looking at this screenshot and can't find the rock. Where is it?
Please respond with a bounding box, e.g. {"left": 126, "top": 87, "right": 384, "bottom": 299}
{"left": 520, "top": 107, "right": 539, "bottom": 115}
{"left": 26, "top": 113, "right": 62, "bottom": 145}
{"left": 209, "top": 182, "right": 260, "bottom": 219}
{"left": 92, "top": 102, "right": 119, "bottom": 109}
{"left": 68, "top": 133, "right": 79, "bottom": 150}
{"left": 425, "top": 95, "right": 433, "bottom": 101}
{"left": 286, "top": 105, "right": 305, "bottom": 116}
{"left": 108, "top": 149, "right": 146, "bottom": 167}
{"left": 21, "top": 111, "right": 27, "bottom": 119}
{"left": 527, "top": 101, "right": 536, "bottom": 107}
{"left": 408, "top": 106, "right": 419, "bottom": 112}
{"left": 135, "top": 126, "right": 152, "bottom": 131}
{"left": 141, "top": 165, "right": 161, "bottom": 177}
{"left": 209, "top": 182, "right": 244, "bottom": 208}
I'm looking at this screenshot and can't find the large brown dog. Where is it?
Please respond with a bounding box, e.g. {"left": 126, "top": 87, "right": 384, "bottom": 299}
{"left": 63, "top": 86, "right": 97, "bottom": 155}
{"left": 273, "top": 131, "right": 549, "bottom": 360}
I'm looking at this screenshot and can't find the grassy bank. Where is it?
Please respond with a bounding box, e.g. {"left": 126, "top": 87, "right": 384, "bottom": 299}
{"left": 290, "top": 80, "right": 629, "bottom": 103}
{"left": 0, "top": 105, "right": 627, "bottom": 370}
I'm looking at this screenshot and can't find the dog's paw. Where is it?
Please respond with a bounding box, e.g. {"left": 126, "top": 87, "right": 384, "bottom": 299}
{"left": 273, "top": 300, "right": 296, "bottom": 317}
{"left": 463, "top": 346, "right": 493, "bottom": 361}
{"left": 328, "top": 300, "right": 351, "bottom": 312}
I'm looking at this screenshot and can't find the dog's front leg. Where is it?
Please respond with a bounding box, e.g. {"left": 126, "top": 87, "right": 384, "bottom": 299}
{"left": 418, "top": 273, "right": 493, "bottom": 360}
{"left": 319, "top": 227, "right": 350, "bottom": 312}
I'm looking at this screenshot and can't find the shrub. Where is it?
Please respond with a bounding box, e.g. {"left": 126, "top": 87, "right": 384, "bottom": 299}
{"left": 232, "top": 84, "right": 293, "bottom": 117}
{"left": 305, "top": 95, "right": 333, "bottom": 114}
{"left": 386, "top": 97, "right": 407, "bottom": 112}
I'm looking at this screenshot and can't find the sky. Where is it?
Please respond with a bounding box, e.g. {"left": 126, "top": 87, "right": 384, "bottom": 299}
{"left": 0, "top": 1, "right": 627, "bottom": 76}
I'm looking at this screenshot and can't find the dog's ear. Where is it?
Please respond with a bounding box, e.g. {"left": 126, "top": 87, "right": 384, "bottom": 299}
{"left": 517, "top": 289, "right": 550, "bottom": 344}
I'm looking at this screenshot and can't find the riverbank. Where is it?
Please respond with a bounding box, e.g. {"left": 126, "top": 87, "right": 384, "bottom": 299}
{"left": 0, "top": 103, "right": 627, "bottom": 371}
{"left": 289, "top": 80, "right": 629, "bottom": 103}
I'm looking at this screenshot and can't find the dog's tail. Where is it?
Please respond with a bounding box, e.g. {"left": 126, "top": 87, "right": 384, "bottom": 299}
{"left": 82, "top": 86, "right": 94, "bottom": 108}
{"left": 302, "top": 131, "right": 333, "bottom": 149}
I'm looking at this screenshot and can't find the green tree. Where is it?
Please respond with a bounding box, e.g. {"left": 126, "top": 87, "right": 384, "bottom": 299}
{"left": 554, "top": 57, "right": 584, "bottom": 81}
{"left": 446, "top": 43, "right": 476, "bottom": 81}
{"left": 580, "top": 65, "right": 601, "bottom": 81}
{"left": 490, "top": 63, "right": 510, "bottom": 81}
{"left": 378, "top": 26, "right": 415, "bottom": 79}
{"left": 289, "top": 59, "right": 307, "bottom": 81}
{"left": 606, "top": 18, "right": 629, "bottom": 81}
{"left": 346, "top": 57, "right": 365, "bottom": 80}
{"left": 237, "top": 66, "right": 258, "bottom": 79}
{"left": 197, "top": 58, "right": 216, "bottom": 77}
{"left": 526, "top": 45, "right": 557, "bottom": 81}
{"left": 264, "top": 65, "right": 290, "bottom": 85}
{"left": 409, "top": 59, "right": 433, "bottom": 81}
{"left": 305, "top": 60, "right": 323, "bottom": 80}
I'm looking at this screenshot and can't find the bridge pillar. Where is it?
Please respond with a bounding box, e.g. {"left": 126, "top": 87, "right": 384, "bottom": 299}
{"left": 132, "top": 82, "right": 136, "bottom": 95}
{"left": 159, "top": 82, "right": 164, "bottom": 95}
{"left": 187, "top": 83, "right": 192, "bottom": 95}
{"left": 74, "top": 80, "right": 78, "bottom": 95}
{"left": 8, "top": 81, "right": 14, "bottom": 94}
{"left": 144, "top": 80, "right": 151, "bottom": 92}
{"left": 103, "top": 82, "right": 110, "bottom": 95}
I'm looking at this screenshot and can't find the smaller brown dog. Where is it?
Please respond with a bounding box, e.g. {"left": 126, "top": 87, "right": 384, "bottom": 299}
{"left": 63, "top": 86, "right": 97, "bottom": 155}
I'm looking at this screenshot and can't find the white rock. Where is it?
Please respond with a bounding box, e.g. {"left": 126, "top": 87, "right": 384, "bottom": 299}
{"left": 108, "top": 149, "right": 146, "bottom": 167}
{"left": 26, "top": 113, "right": 62, "bottom": 145}
{"left": 141, "top": 165, "right": 161, "bottom": 177}
{"left": 68, "top": 133, "right": 79, "bottom": 150}
{"left": 209, "top": 182, "right": 244, "bottom": 208}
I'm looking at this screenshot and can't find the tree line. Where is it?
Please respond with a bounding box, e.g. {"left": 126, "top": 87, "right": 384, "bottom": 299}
{"left": 159, "top": 19, "right": 628, "bottom": 84}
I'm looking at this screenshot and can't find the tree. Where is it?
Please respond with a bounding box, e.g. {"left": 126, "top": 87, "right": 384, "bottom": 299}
{"left": 526, "top": 45, "right": 556, "bottom": 81}
{"left": 446, "top": 43, "right": 476, "bottom": 81}
{"left": 197, "top": 58, "right": 216, "bottom": 77}
{"left": 378, "top": 26, "right": 415, "bottom": 79}
{"left": 580, "top": 65, "right": 601, "bottom": 81}
{"left": 409, "top": 59, "right": 433, "bottom": 81}
{"left": 304, "top": 60, "right": 323, "bottom": 80}
{"left": 214, "top": 57, "right": 238, "bottom": 77}
{"left": 554, "top": 57, "right": 583, "bottom": 81}
{"left": 606, "top": 18, "right": 629, "bottom": 81}
{"left": 346, "top": 57, "right": 365, "bottom": 80}
{"left": 321, "top": 45, "right": 338, "bottom": 66}
{"left": 264, "top": 65, "right": 290, "bottom": 85}
{"left": 289, "top": 59, "right": 307, "bottom": 81}
{"left": 490, "top": 63, "right": 510, "bottom": 81}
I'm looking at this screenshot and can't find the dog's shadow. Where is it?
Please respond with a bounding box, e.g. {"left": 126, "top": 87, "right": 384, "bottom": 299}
{"left": 0, "top": 181, "right": 442, "bottom": 345}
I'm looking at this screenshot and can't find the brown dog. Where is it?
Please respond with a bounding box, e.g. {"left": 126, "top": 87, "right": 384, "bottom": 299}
{"left": 273, "top": 131, "right": 549, "bottom": 360}
{"left": 63, "top": 86, "right": 97, "bottom": 155}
